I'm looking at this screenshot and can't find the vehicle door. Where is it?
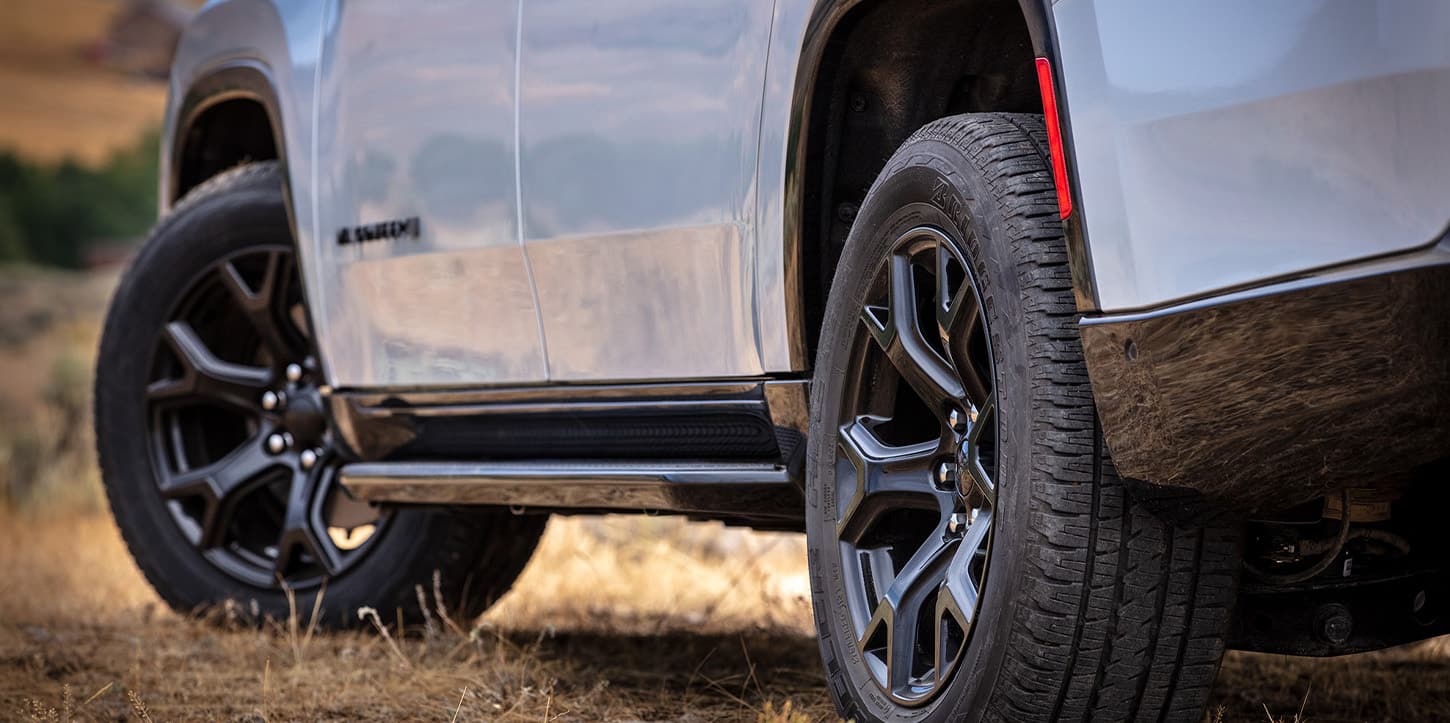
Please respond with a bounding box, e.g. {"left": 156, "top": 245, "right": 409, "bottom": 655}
{"left": 311, "top": 0, "right": 547, "bottom": 388}
{"left": 517, "top": 0, "right": 777, "bottom": 381}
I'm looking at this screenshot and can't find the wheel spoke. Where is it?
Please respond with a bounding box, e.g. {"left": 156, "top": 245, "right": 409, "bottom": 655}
{"left": 935, "top": 244, "right": 973, "bottom": 338}
{"left": 964, "top": 393, "right": 996, "bottom": 503}
{"left": 933, "top": 243, "right": 992, "bottom": 410}
{"left": 935, "top": 509, "right": 991, "bottom": 681}
{"left": 860, "top": 255, "right": 964, "bottom": 414}
{"left": 836, "top": 418, "right": 942, "bottom": 544}
{"left": 149, "top": 321, "right": 272, "bottom": 411}
{"left": 218, "top": 252, "right": 299, "bottom": 360}
{"left": 161, "top": 429, "right": 282, "bottom": 547}
{"left": 273, "top": 466, "right": 342, "bottom": 580}
{"left": 859, "top": 528, "right": 955, "bottom": 691}
{"left": 937, "top": 278, "right": 979, "bottom": 348}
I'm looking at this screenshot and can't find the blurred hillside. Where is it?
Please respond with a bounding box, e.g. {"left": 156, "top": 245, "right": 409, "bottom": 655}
{"left": 0, "top": 0, "right": 182, "bottom": 165}
{"left": 0, "top": 0, "right": 196, "bottom": 268}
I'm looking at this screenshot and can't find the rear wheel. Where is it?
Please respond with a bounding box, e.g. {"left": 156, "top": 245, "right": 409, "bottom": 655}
{"left": 96, "top": 162, "right": 545, "bottom": 626}
{"left": 806, "top": 114, "right": 1240, "bottom": 722}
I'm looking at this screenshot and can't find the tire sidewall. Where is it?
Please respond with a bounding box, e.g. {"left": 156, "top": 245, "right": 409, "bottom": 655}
{"left": 807, "top": 144, "right": 1036, "bottom": 722}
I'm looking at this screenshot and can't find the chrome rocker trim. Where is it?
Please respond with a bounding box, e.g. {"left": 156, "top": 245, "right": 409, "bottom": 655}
{"left": 340, "top": 460, "right": 801, "bottom": 525}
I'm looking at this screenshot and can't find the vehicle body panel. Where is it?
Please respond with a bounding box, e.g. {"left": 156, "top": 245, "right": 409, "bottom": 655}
{"left": 168, "top": 0, "right": 1450, "bottom": 388}
{"left": 312, "top": 0, "right": 548, "bottom": 386}
{"left": 517, "top": 0, "right": 776, "bottom": 381}
{"left": 169, "top": 0, "right": 820, "bottom": 388}
{"left": 1053, "top": 0, "right": 1450, "bottom": 311}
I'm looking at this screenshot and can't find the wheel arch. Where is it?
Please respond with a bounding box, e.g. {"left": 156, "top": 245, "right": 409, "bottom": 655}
{"left": 165, "top": 61, "right": 285, "bottom": 209}
{"left": 774, "top": 0, "right": 1096, "bottom": 371}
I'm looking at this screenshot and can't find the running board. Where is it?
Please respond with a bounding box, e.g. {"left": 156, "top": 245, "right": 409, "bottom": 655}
{"left": 339, "top": 461, "right": 803, "bottom": 523}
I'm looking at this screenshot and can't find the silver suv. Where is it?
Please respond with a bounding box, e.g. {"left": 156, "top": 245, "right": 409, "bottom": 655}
{"left": 95, "top": 1, "right": 1450, "bottom": 721}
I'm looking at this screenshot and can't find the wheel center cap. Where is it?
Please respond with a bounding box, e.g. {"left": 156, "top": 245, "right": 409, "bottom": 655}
{"left": 283, "top": 386, "right": 326, "bottom": 447}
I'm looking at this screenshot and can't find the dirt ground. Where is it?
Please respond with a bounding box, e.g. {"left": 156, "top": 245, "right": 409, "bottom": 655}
{"left": 1, "top": 508, "right": 832, "bottom": 722}
{"left": 5, "top": 502, "right": 1450, "bottom": 722}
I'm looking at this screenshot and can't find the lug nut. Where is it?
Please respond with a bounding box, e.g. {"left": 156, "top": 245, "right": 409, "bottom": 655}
{"left": 299, "top": 448, "right": 318, "bottom": 470}
{"left": 948, "top": 408, "right": 967, "bottom": 432}
{"left": 285, "top": 363, "right": 304, "bottom": 383}
{"left": 935, "top": 461, "right": 958, "bottom": 490}
{"left": 948, "top": 512, "right": 970, "bottom": 535}
{"left": 261, "top": 391, "right": 280, "bottom": 410}
{"left": 266, "top": 433, "right": 288, "bottom": 454}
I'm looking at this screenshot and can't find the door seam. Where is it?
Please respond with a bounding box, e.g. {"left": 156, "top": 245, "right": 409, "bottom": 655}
{"left": 513, "top": 0, "right": 553, "bottom": 380}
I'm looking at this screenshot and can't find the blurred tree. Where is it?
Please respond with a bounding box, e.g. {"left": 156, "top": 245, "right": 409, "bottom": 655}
{"left": 0, "top": 130, "right": 158, "bottom": 268}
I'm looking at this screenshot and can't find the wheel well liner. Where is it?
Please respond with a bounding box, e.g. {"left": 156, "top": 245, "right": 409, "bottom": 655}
{"left": 168, "top": 62, "right": 284, "bottom": 206}
{"left": 787, "top": 0, "right": 1091, "bottom": 364}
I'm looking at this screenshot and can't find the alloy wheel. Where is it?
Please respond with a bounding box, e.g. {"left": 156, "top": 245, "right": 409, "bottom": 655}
{"left": 144, "top": 246, "right": 385, "bottom": 588}
{"left": 833, "top": 226, "right": 997, "bottom": 706}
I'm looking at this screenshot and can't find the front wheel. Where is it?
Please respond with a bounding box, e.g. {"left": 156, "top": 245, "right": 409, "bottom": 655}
{"left": 95, "top": 162, "right": 545, "bottom": 626}
{"left": 806, "top": 114, "right": 1240, "bottom": 722}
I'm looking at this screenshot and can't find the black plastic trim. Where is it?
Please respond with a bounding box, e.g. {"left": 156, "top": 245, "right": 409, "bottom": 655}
{"left": 328, "top": 380, "right": 809, "bottom": 467}
{"left": 1231, "top": 570, "right": 1450, "bottom": 656}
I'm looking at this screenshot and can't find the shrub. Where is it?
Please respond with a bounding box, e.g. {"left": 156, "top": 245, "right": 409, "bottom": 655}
{"left": 0, "top": 130, "right": 159, "bottom": 268}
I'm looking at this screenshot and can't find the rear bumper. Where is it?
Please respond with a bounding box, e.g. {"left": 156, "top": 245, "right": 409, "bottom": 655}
{"left": 1081, "top": 242, "right": 1450, "bottom": 514}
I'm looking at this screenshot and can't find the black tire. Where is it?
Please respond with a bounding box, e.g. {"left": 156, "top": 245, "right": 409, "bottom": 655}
{"left": 95, "top": 162, "right": 545, "bottom": 627}
{"left": 806, "top": 114, "right": 1240, "bottom": 722}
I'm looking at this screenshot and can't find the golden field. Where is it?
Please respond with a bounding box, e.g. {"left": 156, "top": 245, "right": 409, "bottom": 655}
{"left": 0, "top": 0, "right": 169, "bottom": 166}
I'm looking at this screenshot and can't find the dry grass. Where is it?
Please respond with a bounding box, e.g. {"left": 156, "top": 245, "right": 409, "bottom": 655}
{"left": 0, "top": 508, "right": 836, "bottom": 722}
{"left": 9, "top": 506, "right": 1450, "bottom": 722}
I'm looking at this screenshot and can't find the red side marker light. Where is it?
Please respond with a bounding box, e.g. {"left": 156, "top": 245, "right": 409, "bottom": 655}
{"left": 1035, "top": 57, "right": 1073, "bottom": 220}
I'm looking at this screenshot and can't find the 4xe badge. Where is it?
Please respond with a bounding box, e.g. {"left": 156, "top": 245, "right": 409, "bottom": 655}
{"left": 336, "top": 216, "right": 421, "bottom": 246}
